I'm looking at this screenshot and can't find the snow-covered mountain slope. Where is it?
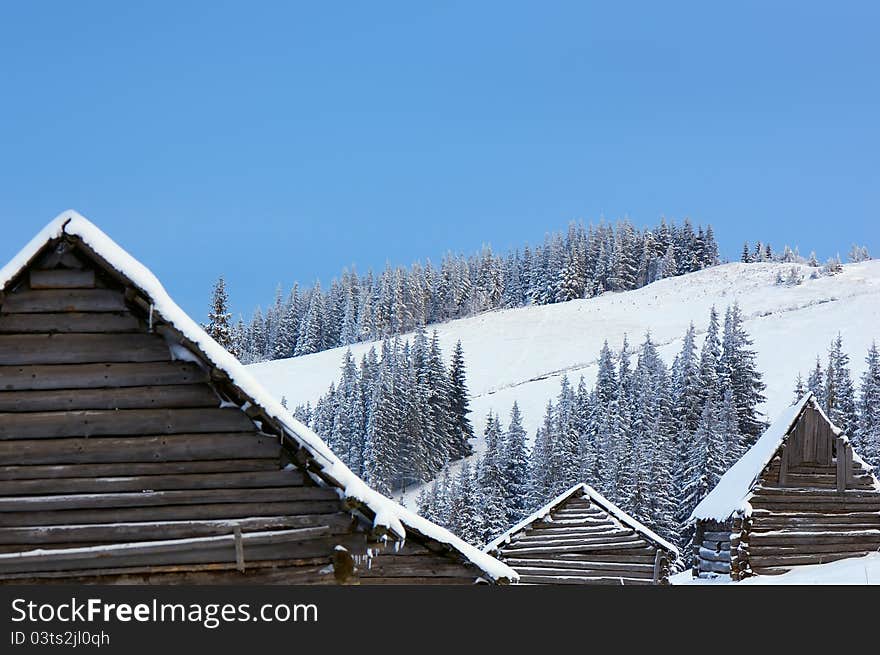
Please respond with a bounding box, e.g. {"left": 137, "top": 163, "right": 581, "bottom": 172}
{"left": 250, "top": 261, "right": 880, "bottom": 441}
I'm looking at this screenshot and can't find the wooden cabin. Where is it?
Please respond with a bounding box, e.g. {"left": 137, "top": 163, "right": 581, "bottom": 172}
{"left": 484, "top": 483, "right": 679, "bottom": 585}
{"left": 0, "top": 211, "right": 516, "bottom": 585}
{"left": 690, "top": 392, "right": 880, "bottom": 580}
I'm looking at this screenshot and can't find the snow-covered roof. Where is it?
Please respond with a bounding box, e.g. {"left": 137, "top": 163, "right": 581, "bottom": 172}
{"left": 689, "top": 392, "right": 828, "bottom": 523}
{"left": 484, "top": 482, "right": 679, "bottom": 556}
{"left": 0, "top": 210, "right": 517, "bottom": 584}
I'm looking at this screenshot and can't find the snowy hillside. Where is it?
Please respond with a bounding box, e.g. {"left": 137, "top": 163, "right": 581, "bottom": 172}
{"left": 248, "top": 260, "right": 880, "bottom": 499}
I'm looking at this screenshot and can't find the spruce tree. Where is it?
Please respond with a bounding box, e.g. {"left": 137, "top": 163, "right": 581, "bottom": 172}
{"left": 501, "top": 402, "right": 531, "bottom": 522}
{"left": 858, "top": 342, "right": 880, "bottom": 471}
{"left": 825, "top": 333, "right": 857, "bottom": 436}
{"left": 720, "top": 303, "right": 766, "bottom": 449}
{"left": 806, "top": 356, "right": 826, "bottom": 406}
{"left": 447, "top": 340, "right": 474, "bottom": 458}
{"left": 206, "top": 276, "right": 234, "bottom": 353}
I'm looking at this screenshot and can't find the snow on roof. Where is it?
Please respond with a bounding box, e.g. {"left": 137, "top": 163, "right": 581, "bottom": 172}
{"left": 484, "top": 482, "right": 679, "bottom": 556}
{"left": 0, "top": 211, "right": 517, "bottom": 583}
{"left": 689, "top": 392, "right": 819, "bottom": 523}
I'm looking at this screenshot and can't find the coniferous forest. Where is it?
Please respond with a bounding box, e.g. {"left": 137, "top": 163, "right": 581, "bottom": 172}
{"left": 203, "top": 219, "right": 876, "bottom": 555}
{"left": 225, "top": 218, "right": 722, "bottom": 363}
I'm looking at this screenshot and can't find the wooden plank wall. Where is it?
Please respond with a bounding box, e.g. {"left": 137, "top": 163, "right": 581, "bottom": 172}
{"left": 0, "top": 241, "right": 484, "bottom": 585}
{"left": 495, "top": 492, "right": 673, "bottom": 585}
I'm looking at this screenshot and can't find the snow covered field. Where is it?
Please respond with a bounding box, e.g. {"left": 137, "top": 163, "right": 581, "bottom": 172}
{"left": 671, "top": 552, "right": 880, "bottom": 585}
{"left": 248, "top": 260, "right": 880, "bottom": 504}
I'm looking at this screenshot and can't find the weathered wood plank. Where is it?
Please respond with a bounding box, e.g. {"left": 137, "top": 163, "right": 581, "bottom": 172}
{"left": 749, "top": 530, "right": 880, "bottom": 545}
{"left": 0, "top": 469, "right": 306, "bottom": 496}
{"left": 0, "top": 407, "right": 255, "bottom": 439}
{"left": 517, "top": 574, "right": 652, "bottom": 585}
{"left": 0, "top": 433, "right": 281, "bottom": 466}
{"left": 0, "top": 486, "right": 339, "bottom": 513}
{"left": 29, "top": 269, "right": 96, "bottom": 290}
{"left": 0, "top": 362, "right": 207, "bottom": 391}
{"left": 508, "top": 532, "right": 638, "bottom": 548}
{"left": 0, "top": 385, "right": 219, "bottom": 413}
{"left": 504, "top": 557, "right": 654, "bottom": 571}
{"left": 361, "top": 555, "right": 479, "bottom": 578}
{"left": 514, "top": 565, "right": 655, "bottom": 580}
{"left": 845, "top": 443, "right": 854, "bottom": 487}
{"left": 0, "top": 559, "right": 338, "bottom": 584}
{"left": 500, "top": 541, "right": 650, "bottom": 556}
{"left": 514, "top": 526, "right": 623, "bottom": 540}
{"left": 749, "top": 542, "right": 880, "bottom": 555}
{"left": 511, "top": 551, "right": 658, "bottom": 564}
{"left": 778, "top": 445, "right": 789, "bottom": 485}
{"left": 2, "top": 289, "right": 125, "bottom": 313}
{"left": 748, "top": 552, "right": 872, "bottom": 568}
{"left": 837, "top": 437, "right": 847, "bottom": 492}
{"left": 0, "top": 500, "right": 345, "bottom": 527}
{"left": 0, "top": 334, "right": 170, "bottom": 365}
{"left": 0, "top": 459, "right": 280, "bottom": 481}
{"left": 0, "top": 527, "right": 345, "bottom": 574}
{"left": 0, "top": 312, "right": 140, "bottom": 334}
{"left": 0, "top": 514, "right": 353, "bottom": 545}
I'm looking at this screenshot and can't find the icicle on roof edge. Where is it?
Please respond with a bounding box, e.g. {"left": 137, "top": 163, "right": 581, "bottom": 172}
{"left": 0, "top": 210, "right": 518, "bottom": 583}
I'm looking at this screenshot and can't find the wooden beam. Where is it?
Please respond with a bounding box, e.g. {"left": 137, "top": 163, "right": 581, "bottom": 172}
{"left": 2, "top": 289, "right": 125, "bottom": 313}
{"left": 0, "top": 362, "right": 207, "bottom": 391}
{"left": 234, "top": 526, "right": 245, "bottom": 572}
{"left": 0, "top": 334, "right": 170, "bottom": 365}
{"left": 0, "top": 407, "right": 255, "bottom": 439}
{"left": 0, "top": 433, "right": 281, "bottom": 466}
{"left": 0, "top": 468, "right": 306, "bottom": 496}
{"left": 837, "top": 437, "right": 847, "bottom": 492}
{"left": 0, "top": 385, "right": 219, "bottom": 413}
{"left": 29, "top": 269, "right": 96, "bottom": 290}
{"left": 0, "top": 312, "right": 141, "bottom": 334}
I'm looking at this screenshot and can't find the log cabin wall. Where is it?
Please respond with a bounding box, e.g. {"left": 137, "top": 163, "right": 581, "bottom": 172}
{"left": 734, "top": 406, "right": 880, "bottom": 579}
{"left": 0, "top": 237, "right": 489, "bottom": 585}
{"left": 693, "top": 519, "right": 732, "bottom": 577}
{"left": 493, "top": 490, "right": 674, "bottom": 585}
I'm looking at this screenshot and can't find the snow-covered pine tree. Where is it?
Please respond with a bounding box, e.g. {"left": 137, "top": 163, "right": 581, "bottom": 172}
{"left": 479, "top": 411, "right": 504, "bottom": 488}
{"left": 528, "top": 400, "right": 555, "bottom": 506}
{"left": 364, "top": 352, "right": 401, "bottom": 496}
{"left": 681, "top": 398, "right": 725, "bottom": 521}
{"left": 792, "top": 372, "right": 807, "bottom": 404}
{"left": 825, "top": 333, "right": 857, "bottom": 437}
{"left": 553, "top": 375, "right": 581, "bottom": 492}
{"left": 423, "top": 330, "right": 452, "bottom": 475}
{"left": 501, "top": 401, "right": 531, "bottom": 522}
{"left": 329, "top": 349, "right": 363, "bottom": 470}
{"left": 447, "top": 340, "right": 474, "bottom": 459}
{"left": 446, "top": 461, "right": 484, "bottom": 545}
{"left": 720, "top": 302, "right": 767, "bottom": 450}
{"left": 205, "top": 276, "right": 234, "bottom": 354}
{"left": 294, "top": 283, "right": 326, "bottom": 356}
{"left": 806, "top": 356, "right": 826, "bottom": 406}
{"left": 858, "top": 341, "right": 880, "bottom": 472}
{"left": 697, "top": 306, "right": 722, "bottom": 409}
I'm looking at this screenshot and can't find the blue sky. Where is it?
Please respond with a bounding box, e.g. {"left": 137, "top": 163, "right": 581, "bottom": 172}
{"left": 0, "top": 2, "right": 877, "bottom": 320}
